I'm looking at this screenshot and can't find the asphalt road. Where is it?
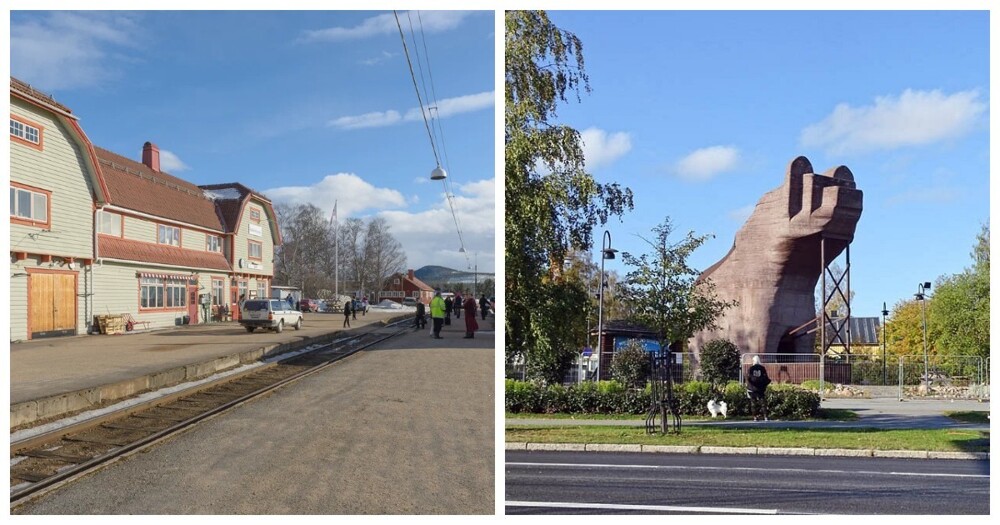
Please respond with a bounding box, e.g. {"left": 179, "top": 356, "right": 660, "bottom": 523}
{"left": 506, "top": 450, "right": 990, "bottom": 515}
{"left": 14, "top": 324, "right": 495, "bottom": 514}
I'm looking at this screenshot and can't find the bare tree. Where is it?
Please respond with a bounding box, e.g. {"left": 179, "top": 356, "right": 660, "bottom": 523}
{"left": 274, "top": 203, "right": 335, "bottom": 297}
{"left": 363, "top": 217, "right": 407, "bottom": 294}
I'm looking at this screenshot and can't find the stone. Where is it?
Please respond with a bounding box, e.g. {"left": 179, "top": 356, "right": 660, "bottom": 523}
{"left": 691, "top": 156, "right": 863, "bottom": 356}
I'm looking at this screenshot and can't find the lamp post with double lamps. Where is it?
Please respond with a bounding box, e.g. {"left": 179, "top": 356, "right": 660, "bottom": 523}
{"left": 914, "top": 282, "right": 932, "bottom": 391}
{"left": 596, "top": 230, "right": 618, "bottom": 382}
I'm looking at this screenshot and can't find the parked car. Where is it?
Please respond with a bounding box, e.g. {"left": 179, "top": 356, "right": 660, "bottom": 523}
{"left": 240, "top": 299, "right": 303, "bottom": 333}
{"left": 298, "top": 298, "right": 320, "bottom": 312}
{"left": 402, "top": 297, "right": 418, "bottom": 307}
{"left": 353, "top": 299, "right": 368, "bottom": 313}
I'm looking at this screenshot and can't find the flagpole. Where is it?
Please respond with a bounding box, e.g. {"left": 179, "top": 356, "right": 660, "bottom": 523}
{"left": 331, "top": 201, "right": 338, "bottom": 300}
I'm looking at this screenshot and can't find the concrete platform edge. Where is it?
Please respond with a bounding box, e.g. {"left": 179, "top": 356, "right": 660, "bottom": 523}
{"left": 10, "top": 315, "right": 409, "bottom": 429}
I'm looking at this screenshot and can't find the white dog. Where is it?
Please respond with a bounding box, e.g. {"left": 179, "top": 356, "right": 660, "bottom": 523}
{"left": 707, "top": 399, "right": 728, "bottom": 419}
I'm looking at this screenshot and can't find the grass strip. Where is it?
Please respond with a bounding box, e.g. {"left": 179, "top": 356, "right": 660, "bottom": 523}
{"left": 505, "top": 425, "right": 989, "bottom": 453}
{"left": 505, "top": 408, "right": 859, "bottom": 422}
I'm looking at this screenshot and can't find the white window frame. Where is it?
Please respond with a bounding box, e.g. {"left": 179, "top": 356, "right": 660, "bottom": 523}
{"left": 10, "top": 118, "right": 40, "bottom": 144}
{"left": 97, "top": 210, "right": 122, "bottom": 236}
{"left": 157, "top": 224, "right": 181, "bottom": 246}
{"left": 10, "top": 185, "right": 48, "bottom": 223}
{"left": 206, "top": 234, "right": 222, "bottom": 253}
{"left": 248, "top": 240, "right": 263, "bottom": 260}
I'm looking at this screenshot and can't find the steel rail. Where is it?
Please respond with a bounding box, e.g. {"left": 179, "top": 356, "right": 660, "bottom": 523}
{"left": 11, "top": 318, "right": 413, "bottom": 507}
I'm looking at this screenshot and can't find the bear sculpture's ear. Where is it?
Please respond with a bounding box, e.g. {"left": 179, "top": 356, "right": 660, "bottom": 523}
{"left": 786, "top": 156, "right": 812, "bottom": 218}
{"left": 823, "top": 165, "right": 855, "bottom": 185}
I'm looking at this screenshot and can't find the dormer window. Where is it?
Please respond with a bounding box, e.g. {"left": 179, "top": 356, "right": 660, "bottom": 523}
{"left": 206, "top": 234, "right": 222, "bottom": 253}
{"left": 157, "top": 224, "right": 180, "bottom": 246}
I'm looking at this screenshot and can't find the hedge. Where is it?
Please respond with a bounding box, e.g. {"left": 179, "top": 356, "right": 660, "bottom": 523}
{"left": 505, "top": 379, "right": 820, "bottom": 420}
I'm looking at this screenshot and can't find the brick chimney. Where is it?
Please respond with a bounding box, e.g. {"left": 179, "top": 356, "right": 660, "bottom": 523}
{"left": 142, "top": 141, "right": 160, "bottom": 172}
{"left": 407, "top": 269, "right": 415, "bottom": 280}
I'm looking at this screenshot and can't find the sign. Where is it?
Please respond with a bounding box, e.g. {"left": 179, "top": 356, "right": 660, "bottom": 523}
{"left": 581, "top": 346, "right": 592, "bottom": 357}
{"left": 248, "top": 223, "right": 263, "bottom": 237}
{"left": 247, "top": 261, "right": 262, "bottom": 270}
{"left": 614, "top": 336, "right": 661, "bottom": 352}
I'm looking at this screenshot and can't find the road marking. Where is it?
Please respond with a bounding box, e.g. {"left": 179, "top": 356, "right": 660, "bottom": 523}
{"left": 506, "top": 462, "right": 989, "bottom": 479}
{"left": 505, "top": 500, "right": 780, "bottom": 514}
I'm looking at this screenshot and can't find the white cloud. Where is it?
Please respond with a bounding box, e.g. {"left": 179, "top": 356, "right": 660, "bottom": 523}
{"left": 800, "top": 89, "right": 987, "bottom": 155}
{"left": 158, "top": 150, "right": 190, "bottom": 173}
{"left": 262, "top": 173, "right": 407, "bottom": 218}
{"left": 11, "top": 12, "right": 141, "bottom": 91}
{"left": 580, "top": 127, "right": 632, "bottom": 170}
{"left": 300, "top": 11, "right": 476, "bottom": 43}
{"left": 674, "top": 145, "right": 741, "bottom": 181}
{"left": 329, "top": 91, "right": 493, "bottom": 130}
{"left": 328, "top": 110, "right": 402, "bottom": 130}
{"left": 377, "top": 178, "right": 496, "bottom": 272}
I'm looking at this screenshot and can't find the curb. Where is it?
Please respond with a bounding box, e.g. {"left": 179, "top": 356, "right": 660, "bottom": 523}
{"left": 505, "top": 442, "right": 988, "bottom": 461}
{"left": 11, "top": 314, "right": 411, "bottom": 429}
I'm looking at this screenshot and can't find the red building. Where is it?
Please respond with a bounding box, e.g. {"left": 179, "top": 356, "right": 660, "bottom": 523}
{"left": 379, "top": 269, "right": 434, "bottom": 304}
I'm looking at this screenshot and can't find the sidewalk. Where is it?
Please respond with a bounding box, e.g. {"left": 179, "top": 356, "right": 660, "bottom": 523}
{"left": 10, "top": 309, "right": 413, "bottom": 428}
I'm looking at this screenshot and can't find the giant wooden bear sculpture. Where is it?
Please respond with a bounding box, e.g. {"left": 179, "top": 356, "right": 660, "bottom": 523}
{"left": 691, "top": 156, "right": 863, "bottom": 356}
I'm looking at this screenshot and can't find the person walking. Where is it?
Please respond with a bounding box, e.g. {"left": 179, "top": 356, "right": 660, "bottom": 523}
{"left": 453, "top": 293, "right": 462, "bottom": 319}
{"left": 746, "top": 355, "right": 771, "bottom": 421}
{"left": 414, "top": 301, "right": 426, "bottom": 331}
{"left": 443, "top": 295, "right": 453, "bottom": 326}
{"left": 430, "top": 291, "right": 446, "bottom": 339}
{"left": 463, "top": 295, "right": 479, "bottom": 338}
{"left": 352, "top": 298, "right": 358, "bottom": 320}
{"left": 343, "top": 299, "right": 352, "bottom": 328}
{"left": 361, "top": 297, "right": 368, "bottom": 316}
{"left": 479, "top": 294, "right": 490, "bottom": 321}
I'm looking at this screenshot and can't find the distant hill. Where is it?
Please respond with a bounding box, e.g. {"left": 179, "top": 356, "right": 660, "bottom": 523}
{"left": 414, "top": 265, "right": 494, "bottom": 285}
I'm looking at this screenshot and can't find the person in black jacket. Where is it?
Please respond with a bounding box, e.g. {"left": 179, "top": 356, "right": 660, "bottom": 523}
{"left": 443, "top": 296, "right": 453, "bottom": 325}
{"left": 479, "top": 294, "right": 490, "bottom": 321}
{"left": 414, "top": 301, "right": 426, "bottom": 331}
{"left": 746, "top": 355, "right": 771, "bottom": 421}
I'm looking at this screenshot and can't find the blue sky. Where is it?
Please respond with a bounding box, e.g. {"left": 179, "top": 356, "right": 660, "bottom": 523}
{"left": 8, "top": 10, "right": 496, "bottom": 273}
{"left": 544, "top": 10, "right": 990, "bottom": 319}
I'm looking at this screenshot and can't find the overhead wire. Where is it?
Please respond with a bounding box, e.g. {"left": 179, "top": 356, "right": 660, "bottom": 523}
{"left": 396, "top": 10, "right": 469, "bottom": 263}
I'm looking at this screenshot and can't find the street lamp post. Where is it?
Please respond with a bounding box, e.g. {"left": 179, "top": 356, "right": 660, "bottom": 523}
{"left": 881, "top": 302, "right": 889, "bottom": 386}
{"left": 914, "top": 282, "right": 932, "bottom": 391}
{"left": 596, "top": 230, "right": 618, "bottom": 382}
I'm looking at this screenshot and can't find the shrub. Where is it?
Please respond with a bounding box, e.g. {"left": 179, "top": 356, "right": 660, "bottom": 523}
{"left": 504, "top": 379, "right": 821, "bottom": 419}
{"left": 699, "top": 339, "right": 740, "bottom": 392}
{"left": 610, "top": 341, "right": 651, "bottom": 388}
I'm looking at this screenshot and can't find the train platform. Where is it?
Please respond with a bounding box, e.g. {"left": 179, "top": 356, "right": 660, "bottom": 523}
{"left": 10, "top": 308, "right": 493, "bottom": 430}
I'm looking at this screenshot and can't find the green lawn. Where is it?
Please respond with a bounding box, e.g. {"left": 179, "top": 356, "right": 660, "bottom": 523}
{"left": 945, "top": 411, "right": 990, "bottom": 424}
{"left": 505, "top": 408, "right": 859, "bottom": 422}
{"left": 505, "top": 425, "right": 989, "bottom": 453}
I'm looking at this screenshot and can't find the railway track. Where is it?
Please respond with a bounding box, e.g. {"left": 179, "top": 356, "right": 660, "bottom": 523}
{"left": 10, "top": 319, "right": 413, "bottom": 507}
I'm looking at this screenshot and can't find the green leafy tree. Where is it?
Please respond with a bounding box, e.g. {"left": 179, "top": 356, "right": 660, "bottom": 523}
{"left": 618, "top": 218, "right": 737, "bottom": 350}
{"left": 928, "top": 223, "right": 989, "bottom": 359}
{"left": 699, "top": 339, "right": 740, "bottom": 392}
{"left": 505, "top": 11, "right": 634, "bottom": 383}
{"left": 610, "top": 340, "right": 651, "bottom": 388}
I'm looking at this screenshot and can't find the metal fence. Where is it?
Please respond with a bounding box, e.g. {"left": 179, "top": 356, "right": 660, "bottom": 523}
{"left": 508, "top": 352, "right": 989, "bottom": 400}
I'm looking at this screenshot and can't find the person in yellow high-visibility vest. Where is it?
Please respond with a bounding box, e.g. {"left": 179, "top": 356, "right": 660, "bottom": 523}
{"left": 430, "top": 290, "right": 447, "bottom": 339}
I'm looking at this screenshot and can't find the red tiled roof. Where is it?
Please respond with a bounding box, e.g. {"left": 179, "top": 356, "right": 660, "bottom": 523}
{"left": 10, "top": 77, "right": 74, "bottom": 115}
{"left": 95, "top": 147, "right": 224, "bottom": 231}
{"left": 99, "top": 236, "right": 231, "bottom": 271}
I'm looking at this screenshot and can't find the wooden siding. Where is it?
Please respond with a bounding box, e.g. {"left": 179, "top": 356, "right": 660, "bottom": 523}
{"left": 9, "top": 97, "right": 95, "bottom": 259}
{"left": 232, "top": 198, "right": 274, "bottom": 277}
{"left": 91, "top": 262, "right": 222, "bottom": 329}
{"left": 122, "top": 214, "right": 157, "bottom": 244}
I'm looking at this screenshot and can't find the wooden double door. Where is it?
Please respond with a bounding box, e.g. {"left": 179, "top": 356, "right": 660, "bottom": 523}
{"left": 28, "top": 269, "right": 78, "bottom": 339}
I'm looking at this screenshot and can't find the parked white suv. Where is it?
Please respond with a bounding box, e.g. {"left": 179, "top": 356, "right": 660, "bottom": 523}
{"left": 240, "top": 299, "right": 303, "bottom": 333}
